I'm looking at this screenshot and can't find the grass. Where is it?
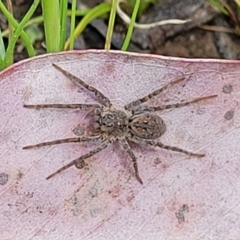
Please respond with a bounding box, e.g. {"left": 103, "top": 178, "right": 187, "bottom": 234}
{"left": 3, "top": 0, "right": 235, "bottom": 71}
{"left": 0, "top": 0, "right": 201, "bottom": 70}
{"left": 0, "top": 0, "right": 144, "bottom": 70}
{"left": 208, "top": 0, "right": 240, "bottom": 34}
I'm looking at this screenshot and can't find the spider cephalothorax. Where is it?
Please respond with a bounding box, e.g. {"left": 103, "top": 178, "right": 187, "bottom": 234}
{"left": 23, "top": 64, "right": 217, "bottom": 184}
{"left": 98, "top": 108, "right": 129, "bottom": 138}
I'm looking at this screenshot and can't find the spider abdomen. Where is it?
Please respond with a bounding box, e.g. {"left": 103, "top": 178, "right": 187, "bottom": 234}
{"left": 130, "top": 113, "right": 166, "bottom": 139}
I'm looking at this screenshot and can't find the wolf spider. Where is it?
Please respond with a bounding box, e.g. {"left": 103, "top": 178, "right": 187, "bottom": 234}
{"left": 23, "top": 64, "right": 217, "bottom": 184}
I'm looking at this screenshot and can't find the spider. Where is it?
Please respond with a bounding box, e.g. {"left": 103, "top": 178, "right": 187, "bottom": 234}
{"left": 23, "top": 63, "right": 217, "bottom": 184}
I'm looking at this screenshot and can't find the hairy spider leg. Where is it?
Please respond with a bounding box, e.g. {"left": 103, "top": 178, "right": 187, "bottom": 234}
{"left": 23, "top": 136, "right": 101, "bottom": 149}
{"left": 24, "top": 103, "right": 101, "bottom": 110}
{"left": 148, "top": 140, "right": 205, "bottom": 157}
{"left": 124, "top": 76, "right": 185, "bottom": 110}
{"left": 120, "top": 139, "right": 143, "bottom": 184}
{"left": 134, "top": 137, "right": 205, "bottom": 158}
{"left": 133, "top": 95, "right": 218, "bottom": 113}
{"left": 46, "top": 140, "right": 110, "bottom": 179}
{"left": 52, "top": 63, "right": 111, "bottom": 107}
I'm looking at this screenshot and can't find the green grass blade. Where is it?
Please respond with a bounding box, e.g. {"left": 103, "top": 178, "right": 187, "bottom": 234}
{"left": 64, "top": 3, "right": 111, "bottom": 50}
{"left": 69, "top": 0, "right": 77, "bottom": 50}
{"left": 0, "top": 28, "right": 5, "bottom": 65}
{"left": 41, "top": 0, "right": 60, "bottom": 52}
{"left": 59, "top": 0, "right": 68, "bottom": 50}
{"left": 0, "top": 1, "right": 35, "bottom": 62}
{"left": 1, "top": 10, "right": 89, "bottom": 38}
{"left": 121, "top": 0, "right": 140, "bottom": 51}
{"left": 3, "top": 0, "right": 40, "bottom": 69}
{"left": 105, "top": 0, "right": 118, "bottom": 50}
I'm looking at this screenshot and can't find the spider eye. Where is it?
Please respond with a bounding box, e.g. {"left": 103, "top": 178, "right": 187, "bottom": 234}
{"left": 101, "top": 114, "right": 115, "bottom": 127}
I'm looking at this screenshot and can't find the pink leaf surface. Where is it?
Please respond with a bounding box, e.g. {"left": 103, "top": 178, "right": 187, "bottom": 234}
{"left": 0, "top": 50, "right": 239, "bottom": 240}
